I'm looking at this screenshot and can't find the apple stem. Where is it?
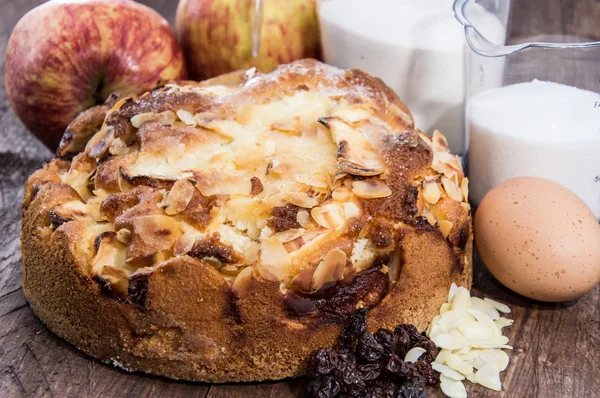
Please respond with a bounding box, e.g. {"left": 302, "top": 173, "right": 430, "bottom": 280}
{"left": 92, "top": 74, "right": 106, "bottom": 106}
{"left": 251, "top": 0, "right": 264, "bottom": 59}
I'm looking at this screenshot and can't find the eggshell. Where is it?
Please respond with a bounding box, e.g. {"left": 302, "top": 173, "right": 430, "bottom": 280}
{"left": 474, "top": 177, "right": 600, "bottom": 302}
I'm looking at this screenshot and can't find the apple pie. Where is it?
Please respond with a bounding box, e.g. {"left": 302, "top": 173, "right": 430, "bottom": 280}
{"left": 21, "top": 59, "right": 472, "bottom": 382}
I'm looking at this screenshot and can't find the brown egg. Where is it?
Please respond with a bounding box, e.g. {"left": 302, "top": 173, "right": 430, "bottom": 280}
{"left": 475, "top": 177, "right": 600, "bottom": 302}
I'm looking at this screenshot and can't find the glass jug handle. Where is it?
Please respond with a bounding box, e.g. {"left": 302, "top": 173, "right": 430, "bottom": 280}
{"left": 453, "top": 0, "right": 600, "bottom": 58}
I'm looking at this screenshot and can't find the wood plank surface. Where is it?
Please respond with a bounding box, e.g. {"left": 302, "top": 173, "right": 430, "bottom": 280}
{"left": 0, "top": 1, "right": 598, "bottom": 397}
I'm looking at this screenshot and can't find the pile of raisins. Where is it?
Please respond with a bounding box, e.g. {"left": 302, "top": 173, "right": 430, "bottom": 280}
{"left": 306, "top": 309, "right": 440, "bottom": 398}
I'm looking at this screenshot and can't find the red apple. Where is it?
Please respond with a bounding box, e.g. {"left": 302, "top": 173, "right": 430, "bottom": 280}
{"left": 176, "top": 0, "right": 319, "bottom": 80}
{"left": 5, "top": 0, "right": 187, "bottom": 150}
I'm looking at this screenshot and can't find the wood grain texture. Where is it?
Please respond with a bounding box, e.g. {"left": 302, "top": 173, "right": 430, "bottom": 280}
{"left": 0, "top": 0, "right": 598, "bottom": 397}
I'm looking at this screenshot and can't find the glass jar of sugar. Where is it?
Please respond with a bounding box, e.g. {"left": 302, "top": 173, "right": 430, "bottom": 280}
{"left": 456, "top": 0, "right": 600, "bottom": 219}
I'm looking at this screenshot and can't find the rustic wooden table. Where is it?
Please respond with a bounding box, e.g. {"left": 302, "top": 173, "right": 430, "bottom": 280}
{"left": 1, "top": 1, "right": 599, "bottom": 397}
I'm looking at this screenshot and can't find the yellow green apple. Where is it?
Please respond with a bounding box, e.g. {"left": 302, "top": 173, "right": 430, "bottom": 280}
{"left": 176, "top": 0, "right": 319, "bottom": 80}
{"left": 5, "top": 0, "right": 187, "bottom": 150}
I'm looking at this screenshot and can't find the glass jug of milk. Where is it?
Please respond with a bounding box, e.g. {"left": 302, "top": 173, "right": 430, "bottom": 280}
{"left": 318, "top": 0, "right": 506, "bottom": 156}
{"left": 456, "top": 0, "right": 600, "bottom": 219}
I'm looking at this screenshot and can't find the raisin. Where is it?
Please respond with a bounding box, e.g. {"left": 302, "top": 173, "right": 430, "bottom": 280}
{"left": 307, "top": 348, "right": 338, "bottom": 377}
{"left": 414, "top": 361, "right": 440, "bottom": 385}
{"left": 335, "top": 363, "right": 367, "bottom": 397}
{"left": 397, "top": 379, "right": 427, "bottom": 398}
{"left": 305, "top": 310, "right": 439, "bottom": 397}
{"left": 357, "top": 363, "right": 382, "bottom": 381}
{"left": 338, "top": 348, "right": 357, "bottom": 367}
{"left": 384, "top": 355, "right": 439, "bottom": 386}
{"left": 384, "top": 354, "right": 404, "bottom": 376}
{"left": 410, "top": 334, "right": 439, "bottom": 363}
{"left": 307, "top": 374, "right": 341, "bottom": 398}
{"left": 393, "top": 324, "right": 430, "bottom": 359}
{"left": 338, "top": 308, "right": 368, "bottom": 349}
{"left": 365, "top": 379, "right": 399, "bottom": 398}
{"left": 357, "top": 331, "right": 385, "bottom": 363}
{"left": 393, "top": 326, "right": 412, "bottom": 359}
{"left": 384, "top": 355, "right": 424, "bottom": 383}
{"left": 396, "top": 324, "right": 419, "bottom": 336}
{"left": 373, "top": 328, "right": 397, "bottom": 355}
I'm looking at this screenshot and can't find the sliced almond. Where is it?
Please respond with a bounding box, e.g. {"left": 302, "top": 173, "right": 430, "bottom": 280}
{"left": 98, "top": 265, "right": 129, "bottom": 295}
{"left": 388, "top": 102, "right": 414, "bottom": 128}
{"left": 48, "top": 200, "right": 90, "bottom": 227}
{"left": 302, "top": 227, "right": 331, "bottom": 244}
{"left": 433, "top": 349, "right": 451, "bottom": 364}
{"left": 164, "top": 180, "right": 195, "bottom": 215}
{"left": 484, "top": 298, "right": 512, "bottom": 314}
{"left": 432, "top": 130, "right": 450, "bottom": 153}
{"left": 451, "top": 289, "right": 471, "bottom": 312}
{"left": 422, "top": 179, "right": 441, "bottom": 204}
{"left": 469, "top": 335, "right": 510, "bottom": 349}
{"left": 342, "top": 202, "right": 361, "bottom": 219}
{"left": 446, "top": 353, "right": 474, "bottom": 375}
{"left": 495, "top": 317, "right": 514, "bottom": 330}
{"left": 266, "top": 192, "right": 318, "bottom": 208}
{"left": 468, "top": 308, "right": 501, "bottom": 336}
{"left": 470, "top": 349, "right": 510, "bottom": 372}
{"left": 456, "top": 321, "right": 494, "bottom": 341}
{"left": 176, "top": 109, "right": 197, "bottom": 126}
{"left": 404, "top": 347, "right": 427, "bottom": 363}
{"left": 311, "top": 249, "right": 346, "bottom": 292}
{"left": 331, "top": 187, "right": 353, "bottom": 202}
{"left": 296, "top": 210, "right": 310, "bottom": 226}
{"left": 173, "top": 232, "right": 197, "bottom": 256}
{"left": 351, "top": 179, "right": 392, "bottom": 199}
{"left": 259, "top": 237, "right": 292, "bottom": 281}
{"left": 442, "top": 177, "right": 463, "bottom": 202}
{"left": 447, "top": 282, "right": 465, "bottom": 304}
{"left": 470, "top": 297, "right": 500, "bottom": 320}
{"left": 130, "top": 110, "right": 176, "bottom": 128}
{"left": 128, "top": 215, "right": 182, "bottom": 259}
{"left": 439, "top": 303, "right": 452, "bottom": 314}
{"left": 421, "top": 208, "right": 437, "bottom": 226}
{"left": 436, "top": 151, "right": 462, "bottom": 171}
{"left": 330, "top": 105, "right": 372, "bottom": 124}
{"left": 283, "top": 236, "right": 306, "bottom": 253}
{"left": 288, "top": 268, "right": 315, "bottom": 293}
{"left": 461, "top": 177, "right": 469, "bottom": 202}
{"left": 339, "top": 160, "right": 385, "bottom": 177}
{"left": 440, "top": 375, "right": 467, "bottom": 398}
{"left": 311, "top": 203, "right": 345, "bottom": 229}
{"left": 432, "top": 333, "right": 469, "bottom": 350}
{"left": 432, "top": 363, "right": 465, "bottom": 381}
{"left": 272, "top": 229, "right": 302, "bottom": 243}
{"left": 116, "top": 228, "right": 131, "bottom": 244}
{"left": 438, "top": 219, "right": 454, "bottom": 238}
{"left": 87, "top": 125, "right": 114, "bottom": 160}
{"left": 439, "top": 310, "right": 475, "bottom": 333}
{"left": 474, "top": 363, "right": 502, "bottom": 391}
{"left": 232, "top": 266, "right": 255, "bottom": 298}
{"left": 418, "top": 130, "right": 433, "bottom": 150}
{"left": 318, "top": 117, "right": 385, "bottom": 176}
{"left": 90, "top": 232, "right": 127, "bottom": 275}
{"left": 432, "top": 160, "right": 457, "bottom": 180}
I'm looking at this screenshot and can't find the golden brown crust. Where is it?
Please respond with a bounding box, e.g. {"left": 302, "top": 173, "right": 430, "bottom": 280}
{"left": 22, "top": 60, "right": 472, "bottom": 382}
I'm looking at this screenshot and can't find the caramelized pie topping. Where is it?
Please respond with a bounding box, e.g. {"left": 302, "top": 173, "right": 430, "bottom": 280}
{"left": 32, "top": 60, "right": 470, "bottom": 301}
